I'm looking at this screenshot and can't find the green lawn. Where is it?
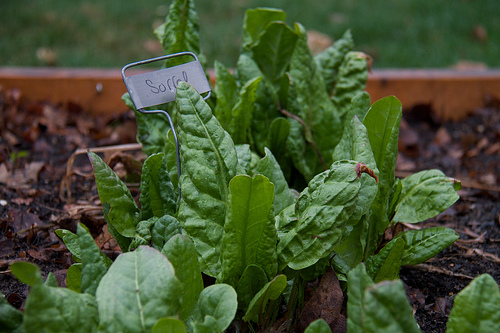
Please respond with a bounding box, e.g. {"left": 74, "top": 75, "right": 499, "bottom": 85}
{"left": 1, "top": 0, "right": 499, "bottom": 68}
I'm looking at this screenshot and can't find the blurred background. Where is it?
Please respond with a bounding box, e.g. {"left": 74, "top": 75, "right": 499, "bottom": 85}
{"left": 1, "top": 0, "right": 499, "bottom": 69}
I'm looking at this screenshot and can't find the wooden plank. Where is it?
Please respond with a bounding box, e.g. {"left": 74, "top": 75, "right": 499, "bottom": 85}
{"left": 1, "top": 67, "right": 500, "bottom": 120}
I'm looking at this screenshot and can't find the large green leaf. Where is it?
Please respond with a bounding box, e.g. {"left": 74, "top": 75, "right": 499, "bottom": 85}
{"left": 10, "top": 262, "right": 99, "bottom": 333}
{"left": 241, "top": 8, "right": 287, "bottom": 50}
{"left": 220, "top": 174, "right": 277, "bottom": 286}
{"left": 251, "top": 22, "right": 298, "bottom": 83}
{"left": 155, "top": 0, "right": 200, "bottom": 65}
{"left": 230, "top": 76, "right": 262, "bottom": 144}
{"left": 152, "top": 317, "right": 187, "bottom": 333}
{"left": 447, "top": 274, "right": 500, "bottom": 333}
{"left": 304, "top": 319, "right": 332, "bottom": 333}
{"left": 151, "top": 214, "right": 182, "bottom": 250}
{"left": 140, "top": 153, "right": 177, "bottom": 220}
{"left": 214, "top": 61, "right": 238, "bottom": 130}
{"left": 286, "top": 23, "right": 342, "bottom": 181}
{"left": 77, "top": 223, "right": 111, "bottom": 296}
{"left": 395, "top": 227, "right": 459, "bottom": 266}
{"left": 253, "top": 148, "right": 295, "bottom": 216}
{"left": 175, "top": 82, "right": 241, "bottom": 277}
{"left": 162, "top": 235, "right": 204, "bottom": 321}
{"left": 347, "top": 263, "right": 419, "bottom": 333}
{"left": 277, "top": 161, "right": 363, "bottom": 270}
{"left": 96, "top": 246, "right": 182, "bottom": 333}
{"left": 392, "top": 169, "right": 460, "bottom": 223}
{"left": 55, "top": 229, "right": 81, "bottom": 262}
{"left": 243, "top": 274, "right": 287, "bottom": 323}
{"left": 315, "top": 29, "right": 354, "bottom": 94}
{"left": 89, "top": 151, "right": 139, "bottom": 238}
{"left": 332, "top": 52, "right": 369, "bottom": 124}
{"left": 190, "top": 284, "right": 237, "bottom": 332}
{"left": 363, "top": 96, "right": 402, "bottom": 255}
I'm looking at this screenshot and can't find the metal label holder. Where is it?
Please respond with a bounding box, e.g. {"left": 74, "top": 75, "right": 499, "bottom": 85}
{"left": 121, "top": 52, "right": 211, "bottom": 202}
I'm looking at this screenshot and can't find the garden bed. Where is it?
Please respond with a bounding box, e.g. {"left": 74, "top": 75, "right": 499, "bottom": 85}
{"left": 0, "top": 76, "right": 499, "bottom": 332}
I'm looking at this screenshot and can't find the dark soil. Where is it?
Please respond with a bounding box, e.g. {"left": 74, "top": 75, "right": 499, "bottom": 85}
{"left": 1, "top": 87, "right": 499, "bottom": 332}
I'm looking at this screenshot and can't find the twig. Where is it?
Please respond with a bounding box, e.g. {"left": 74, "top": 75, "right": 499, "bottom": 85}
{"left": 277, "top": 105, "right": 326, "bottom": 171}
{"left": 411, "top": 264, "right": 474, "bottom": 280}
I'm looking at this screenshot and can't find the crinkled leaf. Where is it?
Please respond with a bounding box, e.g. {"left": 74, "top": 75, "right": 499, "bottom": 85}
{"left": 253, "top": 148, "right": 295, "bottom": 216}
{"left": 235, "top": 144, "right": 252, "bottom": 173}
{"left": 96, "top": 246, "right": 182, "bottom": 333}
{"left": 304, "top": 319, "right": 332, "bottom": 333}
{"left": 191, "top": 284, "right": 237, "bottom": 332}
{"left": 140, "top": 153, "right": 176, "bottom": 220}
{"left": 332, "top": 52, "right": 369, "bottom": 125}
{"left": 395, "top": 227, "right": 459, "bottom": 266}
{"left": 10, "top": 262, "right": 98, "bottom": 333}
{"left": 242, "top": 8, "right": 287, "bottom": 50}
{"left": 77, "top": 223, "right": 111, "bottom": 296}
{"left": 175, "top": 82, "right": 241, "bottom": 277}
{"left": 392, "top": 169, "right": 460, "bottom": 223}
{"left": 251, "top": 22, "right": 298, "bottom": 83}
{"left": 155, "top": 0, "right": 200, "bottom": 66}
{"left": 236, "top": 264, "right": 268, "bottom": 311}
{"left": 243, "top": 274, "right": 287, "bottom": 323}
{"left": 315, "top": 29, "right": 354, "bottom": 94}
{"left": 129, "top": 218, "right": 157, "bottom": 250}
{"left": 89, "top": 151, "right": 139, "bottom": 238}
{"left": 162, "top": 234, "right": 204, "bottom": 321}
{"left": 152, "top": 215, "right": 182, "bottom": 250}
{"left": 230, "top": 76, "right": 262, "bottom": 144}
{"left": 286, "top": 23, "right": 342, "bottom": 180}
{"left": 152, "top": 317, "right": 187, "bottom": 333}
{"left": 365, "top": 237, "right": 405, "bottom": 283}
{"left": 220, "top": 175, "right": 277, "bottom": 286}
{"left": 447, "top": 274, "right": 500, "bottom": 333}
{"left": 214, "top": 60, "right": 238, "bottom": 130}
{"left": 277, "top": 161, "right": 362, "bottom": 270}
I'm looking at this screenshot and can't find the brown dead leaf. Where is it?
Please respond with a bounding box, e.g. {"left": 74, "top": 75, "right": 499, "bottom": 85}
{"left": 8, "top": 208, "right": 45, "bottom": 235}
{"left": 433, "top": 127, "right": 452, "bottom": 148}
{"left": 11, "top": 197, "right": 34, "bottom": 205}
{"left": 307, "top": 30, "right": 333, "bottom": 55}
{"left": 299, "top": 269, "right": 346, "bottom": 333}
{"left": 399, "top": 118, "right": 420, "bottom": 156}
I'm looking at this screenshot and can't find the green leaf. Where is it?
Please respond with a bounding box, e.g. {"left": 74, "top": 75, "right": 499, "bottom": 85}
{"left": 347, "top": 263, "right": 375, "bottom": 333}
{"left": 235, "top": 144, "right": 252, "bottom": 173}
{"left": 77, "top": 223, "right": 110, "bottom": 296}
{"left": 362, "top": 280, "right": 420, "bottom": 333}
{"left": 315, "top": 29, "right": 354, "bottom": 94}
{"left": 363, "top": 96, "right": 402, "bottom": 254}
{"left": 151, "top": 215, "right": 182, "bottom": 250}
{"left": 251, "top": 22, "right": 298, "bottom": 83}
{"left": 214, "top": 60, "right": 238, "bottom": 130}
{"left": 96, "top": 246, "right": 182, "bottom": 333}
{"left": 254, "top": 148, "right": 295, "bottom": 216}
{"left": 277, "top": 161, "right": 362, "bottom": 270}
{"left": 0, "top": 294, "right": 24, "bottom": 332}
{"left": 447, "top": 274, "right": 500, "bottom": 333}
{"left": 365, "top": 237, "right": 405, "bottom": 283}
{"left": 11, "top": 262, "right": 99, "bottom": 333}
{"left": 140, "top": 153, "right": 177, "bottom": 220}
{"left": 55, "top": 229, "right": 81, "bottom": 262}
{"left": 155, "top": 0, "right": 200, "bottom": 65}
{"left": 103, "top": 203, "right": 132, "bottom": 252}
{"left": 220, "top": 174, "right": 277, "bottom": 286}
{"left": 230, "top": 76, "right": 262, "bottom": 144}
{"left": 236, "top": 264, "right": 268, "bottom": 311}
{"left": 66, "top": 263, "right": 82, "bottom": 293}
{"left": 304, "top": 319, "right": 332, "bottom": 333}
{"left": 89, "top": 151, "right": 139, "bottom": 238}
{"left": 152, "top": 317, "right": 187, "bottom": 333}
{"left": 162, "top": 235, "right": 204, "bottom": 321}
{"left": 191, "top": 284, "right": 237, "bottom": 332}
{"left": 175, "top": 82, "right": 241, "bottom": 277}
{"left": 332, "top": 52, "right": 369, "bottom": 124}
{"left": 396, "top": 227, "right": 459, "bottom": 266}
{"left": 392, "top": 169, "right": 460, "bottom": 223}
{"left": 242, "top": 8, "right": 287, "bottom": 50}
{"left": 243, "top": 274, "right": 287, "bottom": 323}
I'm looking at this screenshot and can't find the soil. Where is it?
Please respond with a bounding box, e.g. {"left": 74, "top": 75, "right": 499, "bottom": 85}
{"left": 1, "top": 87, "right": 499, "bottom": 332}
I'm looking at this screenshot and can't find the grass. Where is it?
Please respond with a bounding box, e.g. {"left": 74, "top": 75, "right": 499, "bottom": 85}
{"left": 1, "top": 0, "right": 499, "bottom": 69}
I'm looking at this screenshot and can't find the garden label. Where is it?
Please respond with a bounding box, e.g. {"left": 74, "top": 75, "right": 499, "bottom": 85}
{"left": 122, "top": 52, "right": 211, "bottom": 110}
